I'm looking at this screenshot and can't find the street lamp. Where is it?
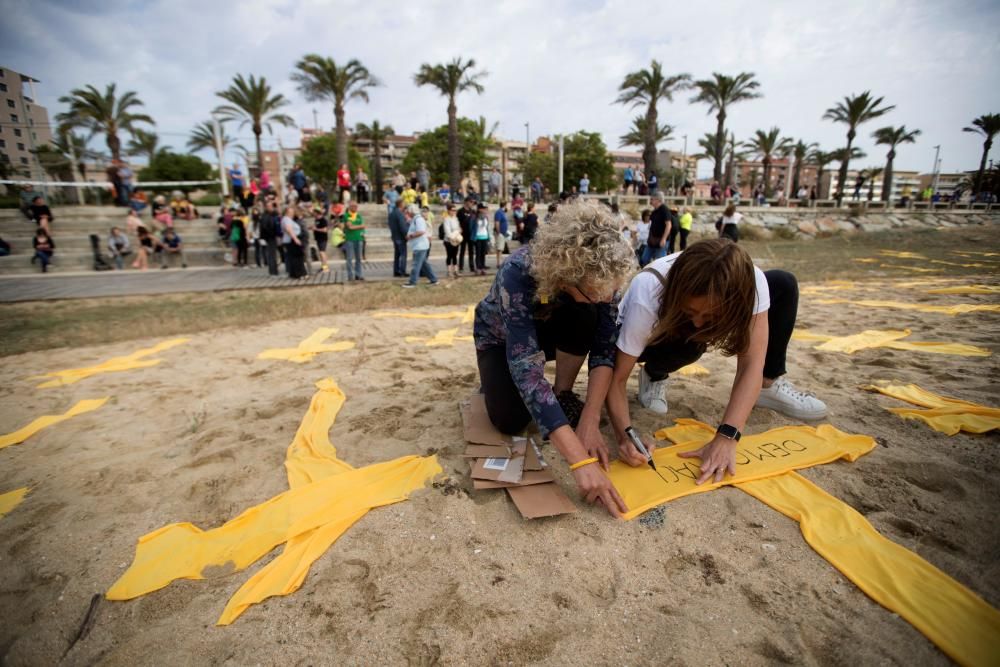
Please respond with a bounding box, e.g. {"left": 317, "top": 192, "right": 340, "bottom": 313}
{"left": 211, "top": 113, "right": 229, "bottom": 197}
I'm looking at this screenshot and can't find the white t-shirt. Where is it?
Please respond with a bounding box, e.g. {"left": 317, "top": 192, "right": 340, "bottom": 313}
{"left": 722, "top": 211, "right": 743, "bottom": 226}
{"left": 635, "top": 221, "right": 651, "bottom": 244}
{"left": 616, "top": 252, "right": 770, "bottom": 357}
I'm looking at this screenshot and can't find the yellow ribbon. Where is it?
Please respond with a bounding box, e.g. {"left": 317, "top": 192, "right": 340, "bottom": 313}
{"left": 792, "top": 329, "right": 990, "bottom": 357}
{"left": 0, "top": 398, "right": 109, "bottom": 449}
{"left": 405, "top": 328, "right": 474, "bottom": 347}
{"left": 814, "top": 298, "right": 1000, "bottom": 316}
{"left": 0, "top": 488, "right": 29, "bottom": 519}
{"left": 863, "top": 383, "right": 1000, "bottom": 435}
{"left": 257, "top": 328, "right": 355, "bottom": 363}
{"left": 31, "top": 339, "right": 189, "bottom": 388}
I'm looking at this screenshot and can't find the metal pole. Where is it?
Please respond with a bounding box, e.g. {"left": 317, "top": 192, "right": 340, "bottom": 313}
{"left": 524, "top": 122, "right": 529, "bottom": 189}
{"left": 785, "top": 154, "right": 793, "bottom": 202}
{"left": 212, "top": 115, "right": 229, "bottom": 197}
{"left": 931, "top": 145, "right": 941, "bottom": 193}
{"left": 682, "top": 134, "right": 688, "bottom": 199}
{"left": 313, "top": 108, "right": 318, "bottom": 131}
{"left": 558, "top": 135, "right": 564, "bottom": 195}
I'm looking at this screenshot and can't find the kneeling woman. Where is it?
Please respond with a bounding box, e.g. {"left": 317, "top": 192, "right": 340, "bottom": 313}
{"left": 474, "top": 201, "right": 636, "bottom": 517}
{"left": 608, "top": 238, "right": 827, "bottom": 483}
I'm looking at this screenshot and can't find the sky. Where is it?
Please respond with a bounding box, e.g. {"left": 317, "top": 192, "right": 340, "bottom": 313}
{"left": 2, "top": 0, "right": 999, "bottom": 178}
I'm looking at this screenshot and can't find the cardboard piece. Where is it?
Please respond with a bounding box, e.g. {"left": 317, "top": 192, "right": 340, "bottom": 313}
{"left": 472, "top": 469, "right": 556, "bottom": 489}
{"left": 523, "top": 437, "right": 544, "bottom": 471}
{"left": 460, "top": 395, "right": 515, "bottom": 447}
{"left": 506, "top": 483, "right": 578, "bottom": 519}
{"left": 461, "top": 444, "right": 511, "bottom": 458}
{"left": 469, "top": 444, "right": 525, "bottom": 484}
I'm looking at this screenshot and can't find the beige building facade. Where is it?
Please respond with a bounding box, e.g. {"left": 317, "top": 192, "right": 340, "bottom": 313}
{"left": 0, "top": 66, "right": 54, "bottom": 180}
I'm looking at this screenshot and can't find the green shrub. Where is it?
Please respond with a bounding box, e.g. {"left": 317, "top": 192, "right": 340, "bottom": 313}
{"left": 773, "top": 225, "right": 798, "bottom": 240}
{"left": 194, "top": 193, "right": 222, "bottom": 207}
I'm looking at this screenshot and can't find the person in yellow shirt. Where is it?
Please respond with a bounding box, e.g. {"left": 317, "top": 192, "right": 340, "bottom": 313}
{"left": 418, "top": 186, "right": 430, "bottom": 208}
{"left": 677, "top": 207, "right": 693, "bottom": 251}
{"left": 402, "top": 185, "right": 418, "bottom": 206}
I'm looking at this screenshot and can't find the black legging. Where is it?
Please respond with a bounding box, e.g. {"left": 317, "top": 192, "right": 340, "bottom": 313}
{"left": 667, "top": 227, "right": 690, "bottom": 253}
{"left": 477, "top": 300, "right": 598, "bottom": 434}
{"left": 720, "top": 224, "right": 739, "bottom": 242}
{"left": 284, "top": 242, "right": 306, "bottom": 278}
{"left": 235, "top": 238, "right": 248, "bottom": 265}
{"left": 445, "top": 242, "right": 459, "bottom": 266}
{"left": 459, "top": 238, "right": 475, "bottom": 271}
{"left": 639, "top": 270, "right": 798, "bottom": 381}
{"left": 474, "top": 239, "right": 488, "bottom": 270}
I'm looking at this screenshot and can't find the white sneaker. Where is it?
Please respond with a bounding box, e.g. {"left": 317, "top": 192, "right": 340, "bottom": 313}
{"left": 638, "top": 367, "right": 669, "bottom": 414}
{"left": 755, "top": 377, "right": 828, "bottom": 420}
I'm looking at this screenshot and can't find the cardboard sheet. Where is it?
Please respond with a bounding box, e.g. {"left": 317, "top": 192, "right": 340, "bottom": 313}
{"left": 472, "top": 469, "right": 556, "bottom": 489}
{"left": 506, "top": 483, "right": 578, "bottom": 518}
{"left": 461, "top": 444, "right": 511, "bottom": 458}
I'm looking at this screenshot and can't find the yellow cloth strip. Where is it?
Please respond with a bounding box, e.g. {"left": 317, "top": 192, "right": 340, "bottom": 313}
{"left": 952, "top": 251, "right": 1000, "bottom": 257}
{"left": 815, "top": 298, "right": 1000, "bottom": 316}
{"left": 879, "top": 250, "right": 928, "bottom": 260}
{"left": 863, "top": 383, "right": 1000, "bottom": 435}
{"left": 31, "top": 338, "right": 189, "bottom": 388}
{"left": 0, "top": 487, "right": 29, "bottom": 519}
{"left": 606, "top": 419, "right": 875, "bottom": 521}
{"left": 928, "top": 259, "right": 991, "bottom": 269}
{"left": 107, "top": 379, "right": 442, "bottom": 625}
{"left": 926, "top": 285, "right": 1000, "bottom": 295}
{"left": 257, "top": 328, "right": 355, "bottom": 363}
{"left": 853, "top": 258, "right": 879, "bottom": 263}
{"left": 405, "top": 328, "right": 474, "bottom": 347}
{"left": 676, "top": 363, "right": 710, "bottom": 376}
{"left": 738, "top": 473, "right": 1000, "bottom": 667}
{"left": 879, "top": 264, "right": 942, "bottom": 273}
{"left": 373, "top": 309, "right": 470, "bottom": 320}
{"left": 792, "top": 329, "right": 990, "bottom": 357}
{"left": 0, "top": 398, "right": 109, "bottom": 449}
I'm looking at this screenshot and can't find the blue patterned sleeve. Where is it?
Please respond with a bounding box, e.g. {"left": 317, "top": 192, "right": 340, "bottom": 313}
{"left": 587, "top": 300, "right": 620, "bottom": 372}
{"left": 499, "top": 264, "right": 569, "bottom": 438}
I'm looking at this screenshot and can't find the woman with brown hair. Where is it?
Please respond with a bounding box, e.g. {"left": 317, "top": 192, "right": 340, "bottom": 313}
{"left": 718, "top": 203, "right": 742, "bottom": 242}
{"left": 607, "top": 238, "right": 827, "bottom": 484}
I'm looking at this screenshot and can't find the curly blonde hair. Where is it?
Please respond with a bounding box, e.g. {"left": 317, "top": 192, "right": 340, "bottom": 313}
{"left": 529, "top": 200, "right": 637, "bottom": 299}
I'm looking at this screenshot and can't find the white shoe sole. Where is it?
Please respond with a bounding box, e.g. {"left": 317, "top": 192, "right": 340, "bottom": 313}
{"left": 755, "top": 395, "right": 827, "bottom": 420}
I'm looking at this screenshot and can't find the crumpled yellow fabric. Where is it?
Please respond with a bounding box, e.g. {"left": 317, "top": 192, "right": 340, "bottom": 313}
{"left": 879, "top": 264, "right": 941, "bottom": 273}
{"left": 405, "top": 328, "right": 474, "bottom": 347}
{"left": 257, "top": 328, "right": 355, "bottom": 363}
{"left": 863, "top": 383, "right": 1000, "bottom": 435}
{"left": 793, "top": 329, "right": 990, "bottom": 357}
{"left": 928, "top": 259, "right": 990, "bottom": 269}
{"left": 926, "top": 285, "right": 1000, "bottom": 295}
{"left": 107, "top": 379, "right": 441, "bottom": 625}
{"left": 374, "top": 304, "right": 475, "bottom": 323}
{"left": 676, "top": 363, "right": 710, "bottom": 376}
{"left": 879, "top": 250, "right": 927, "bottom": 260}
{"left": 815, "top": 298, "right": 1000, "bottom": 316}
{"left": 607, "top": 419, "right": 875, "bottom": 521}
{"left": 739, "top": 473, "right": 1000, "bottom": 667}
{"left": 0, "top": 398, "right": 109, "bottom": 449}
{"left": 31, "top": 339, "right": 190, "bottom": 388}
{"left": 0, "top": 487, "right": 29, "bottom": 519}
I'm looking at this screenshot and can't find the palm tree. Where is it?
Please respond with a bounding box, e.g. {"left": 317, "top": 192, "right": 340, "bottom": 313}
{"left": 823, "top": 91, "right": 895, "bottom": 202}
{"left": 354, "top": 120, "right": 394, "bottom": 200}
{"left": 743, "top": 128, "right": 793, "bottom": 197}
{"left": 215, "top": 74, "right": 295, "bottom": 174}
{"left": 724, "top": 133, "right": 749, "bottom": 192}
{"left": 291, "top": 55, "right": 380, "bottom": 170}
{"left": 807, "top": 148, "right": 833, "bottom": 199}
{"left": 187, "top": 120, "right": 234, "bottom": 153}
{"left": 615, "top": 60, "right": 691, "bottom": 178}
{"left": 690, "top": 72, "right": 762, "bottom": 183}
{"left": 126, "top": 129, "right": 167, "bottom": 164}
{"left": 619, "top": 115, "right": 673, "bottom": 149}
{"left": 693, "top": 132, "right": 720, "bottom": 175}
{"left": 828, "top": 146, "right": 867, "bottom": 199}
{"left": 872, "top": 125, "right": 921, "bottom": 202}
{"left": 414, "top": 58, "right": 488, "bottom": 193}
{"left": 862, "top": 166, "right": 882, "bottom": 201}
{"left": 962, "top": 113, "right": 1000, "bottom": 196}
{"left": 790, "top": 140, "right": 818, "bottom": 195}
{"left": 55, "top": 83, "right": 154, "bottom": 162}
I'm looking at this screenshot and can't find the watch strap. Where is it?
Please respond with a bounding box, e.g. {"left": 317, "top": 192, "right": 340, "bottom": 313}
{"left": 717, "top": 423, "right": 742, "bottom": 442}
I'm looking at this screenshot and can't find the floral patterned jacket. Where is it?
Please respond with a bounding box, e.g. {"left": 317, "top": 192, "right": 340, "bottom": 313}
{"left": 473, "top": 246, "right": 619, "bottom": 437}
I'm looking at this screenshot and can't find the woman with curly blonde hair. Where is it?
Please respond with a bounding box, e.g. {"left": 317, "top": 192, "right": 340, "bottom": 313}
{"left": 473, "top": 200, "right": 637, "bottom": 518}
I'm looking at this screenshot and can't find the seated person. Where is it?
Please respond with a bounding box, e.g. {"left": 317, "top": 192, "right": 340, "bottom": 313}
{"left": 133, "top": 226, "right": 160, "bottom": 270}
{"left": 160, "top": 228, "right": 187, "bottom": 269}
{"left": 129, "top": 189, "right": 148, "bottom": 213}
{"left": 29, "top": 196, "right": 54, "bottom": 233}
{"left": 32, "top": 228, "right": 55, "bottom": 272}
{"left": 473, "top": 200, "right": 636, "bottom": 517}
{"left": 108, "top": 226, "right": 132, "bottom": 270}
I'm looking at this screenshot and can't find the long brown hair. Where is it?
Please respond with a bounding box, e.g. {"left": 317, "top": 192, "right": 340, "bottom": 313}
{"left": 649, "top": 238, "right": 757, "bottom": 355}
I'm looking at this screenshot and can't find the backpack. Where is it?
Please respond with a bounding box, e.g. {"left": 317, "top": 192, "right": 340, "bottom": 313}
{"left": 438, "top": 222, "right": 445, "bottom": 240}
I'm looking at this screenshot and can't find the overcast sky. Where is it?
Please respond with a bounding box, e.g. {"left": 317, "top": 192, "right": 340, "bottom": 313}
{"left": 2, "top": 0, "right": 998, "bottom": 178}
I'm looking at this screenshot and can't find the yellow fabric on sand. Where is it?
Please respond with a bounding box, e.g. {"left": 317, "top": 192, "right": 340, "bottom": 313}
{"left": 373, "top": 309, "right": 470, "bottom": 320}
{"left": 863, "top": 383, "right": 1000, "bottom": 435}
{"left": 676, "top": 363, "right": 710, "bottom": 376}
{"left": 879, "top": 250, "right": 927, "bottom": 260}
{"left": 0, "top": 487, "right": 29, "bottom": 519}
{"left": 926, "top": 285, "right": 1000, "bottom": 295}
{"left": 815, "top": 298, "right": 1000, "bottom": 316}
{"left": 32, "top": 338, "right": 189, "bottom": 388}
{"left": 0, "top": 398, "right": 109, "bottom": 449}
{"left": 879, "top": 264, "right": 941, "bottom": 273}
{"left": 607, "top": 419, "right": 875, "bottom": 521}
{"left": 257, "top": 328, "right": 355, "bottom": 363}
{"left": 928, "top": 259, "right": 990, "bottom": 269}
{"left": 792, "top": 329, "right": 990, "bottom": 357}
{"left": 107, "top": 379, "right": 442, "bottom": 625}
{"left": 739, "top": 472, "right": 1000, "bottom": 667}
{"left": 405, "top": 328, "right": 474, "bottom": 347}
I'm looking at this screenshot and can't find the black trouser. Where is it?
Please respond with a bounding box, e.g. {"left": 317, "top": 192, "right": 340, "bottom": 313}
{"left": 445, "top": 242, "right": 458, "bottom": 266}
{"left": 285, "top": 243, "right": 306, "bottom": 278}
{"left": 263, "top": 241, "right": 278, "bottom": 275}
{"left": 678, "top": 228, "right": 689, "bottom": 251}
{"left": 639, "top": 270, "right": 798, "bottom": 382}
{"left": 474, "top": 239, "right": 488, "bottom": 270}
{"left": 477, "top": 300, "right": 598, "bottom": 434}
{"left": 235, "top": 238, "right": 248, "bottom": 265}
{"left": 459, "top": 237, "right": 475, "bottom": 271}
{"left": 667, "top": 226, "right": 679, "bottom": 253}
{"left": 721, "top": 224, "right": 739, "bottom": 242}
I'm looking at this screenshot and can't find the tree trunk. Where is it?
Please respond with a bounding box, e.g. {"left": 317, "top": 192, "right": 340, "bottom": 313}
{"left": 255, "top": 130, "right": 263, "bottom": 177}
{"left": 792, "top": 161, "right": 802, "bottom": 195}
{"left": 837, "top": 129, "right": 855, "bottom": 205}
{"left": 643, "top": 105, "right": 657, "bottom": 179}
{"left": 882, "top": 150, "right": 894, "bottom": 202}
{"left": 763, "top": 157, "right": 772, "bottom": 198}
{"left": 335, "top": 104, "right": 348, "bottom": 169}
{"left": 817, "top": 164, "right": 826, "bottom": 199}
{"left": 713, "top": 110, "right": 725, "bottom": 183}
{"left": 447, "top": 98, "right": 460, "bottom": 194}
{"left": 373, "top": 143, "right": 383, "bottom": 202}
{"left": 973, "top": 139, "right": 991, "bottom": 195}
{"left": 108, "top": 132, "right": 121, "bottom": 162}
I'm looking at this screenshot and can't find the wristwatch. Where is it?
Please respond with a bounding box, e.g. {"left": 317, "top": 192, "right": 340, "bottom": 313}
{"left": 716, "top": 423, "right": 742, "bottom": 442}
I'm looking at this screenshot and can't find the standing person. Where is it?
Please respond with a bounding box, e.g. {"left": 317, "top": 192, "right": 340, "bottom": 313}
{"left": 609, "top": 238, "right": 828, "bottom": 483}
{"left": 623, "top": 166, "right": 634, "bottom": 194}
{"left": 416, "top": 163, "right": 430, "bottom": 192}
{"left": 520, "top": 202, "right": 539, "bottom": 244}
{"left": 401, "top": 183, "right": 418, "bottom": 207}
{"left": 260, "top": 200, "right": 281, "bottom": 276}
{"left": 230, "top": 212, "right": 248, "bottom": 267}
{"left": 472, "top": 203, "right": 491, "bottom": 276}
{"left": 675, "top": 206, "right": 693, "bottom": 252}
{"left": 356, "top": 170, "right": 370, "bottom": 203}
{"left": 579, "top": 173, "right": 590, "bottom": 195}
{"left": 337, "top": 163, "right": 352, "bottom": 202}
{"left": 281, "top": 207, "right": 306, "bottom": 279}
{"left": 392, "top": 169, "right": 406, "bottom": 190}
{"left": 635, "top": 209, "right": 651, "bottom": 264}
{"left": 473, "top": 200, "right": 636, "bottom": 517}
{"left": 161, "top": 228, "right": 187, "bottom": 269}
{"left": 531, "top": 177, "right": 544, "bottom": 204}
{"left": 343, "top": 201, "right": 365, "bottom": 282}
{"left": 718, "top": 203, "right": 742, "bottom": 242}
{"left": 288, "top": 164, "right": 306, "bottom": 201}
{"left": 229, "top": 164, "right": 245, "bottom": 203}
{"left": 442, "top": 202, "right": 462, "bottom": 279}
{"left": 106, "top": 161, "right": 123, "bottom": 206}
{"left": 32, "top": 228, "right": 55, "bottom": 272}
{"left": 401, "top": 204, "right": 438, "bottom": 287}
{"left": 456, "top": 196, "right": 476, "bottom": 273}
{"left": 489, "top": 168, "right": 502, "bottom": 202}
{"left": 388, "top": 198, "right": 408, "bottom": 277}
{"left": 108, "top": 227, "right": 131, "bottom": 270}
{"left": 647, "top": 171, "right": 659, "bottom": 196}
{"left": 710, "top": 180, "right": 722, "bottom": 204}
{"left": 311, "top": 206, "right": 330, "bottom": 272}
{"left": 642, "top": 195, "right": 671, "bottom": 265}
{"left": 493, "top": 201, "right": 510, "bottom": 266}
{"left": 260, "top": 170, "right": 273, "bottom": 194}
{"left": 118, "top": 162, "right": 134, "bottom": 206}
{"left": 383, "top": 182, "right": 400, "bottom": 214}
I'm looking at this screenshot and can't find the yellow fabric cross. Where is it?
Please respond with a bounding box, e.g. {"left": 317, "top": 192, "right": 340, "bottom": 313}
{"left": 879, "top": 264, "right": 941, "bottom": 273}
{"left": 792, "top": 329, "right": 990, "bottom": 356}
{"left": 257, "top": 328, "right": 355, "bottom": 363}
{"left": 405, "top": 328, "right": 474, "bottom": 347}
{"left": 0, "top": 398, "right": 109, "bottom": 449}
{"left": 373, "top": 304, "right": 475, "bottom": 323}
{"left": 814, "top": 298, "right": 1000, "bottom": 316}
{"left": 879, "top": 250, "right": 927, "bottom": 260}
{"left": 106, "top": 379, "right": 441, "bottom": 626}
{"left": 0, "top": 488, "right": 29, "bottom": 519}
{"left": 31, "top": 338, "right": 189, "bottom": 388}
{"left": 863, "top": 383, "right": 1000, "bottom": 435}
